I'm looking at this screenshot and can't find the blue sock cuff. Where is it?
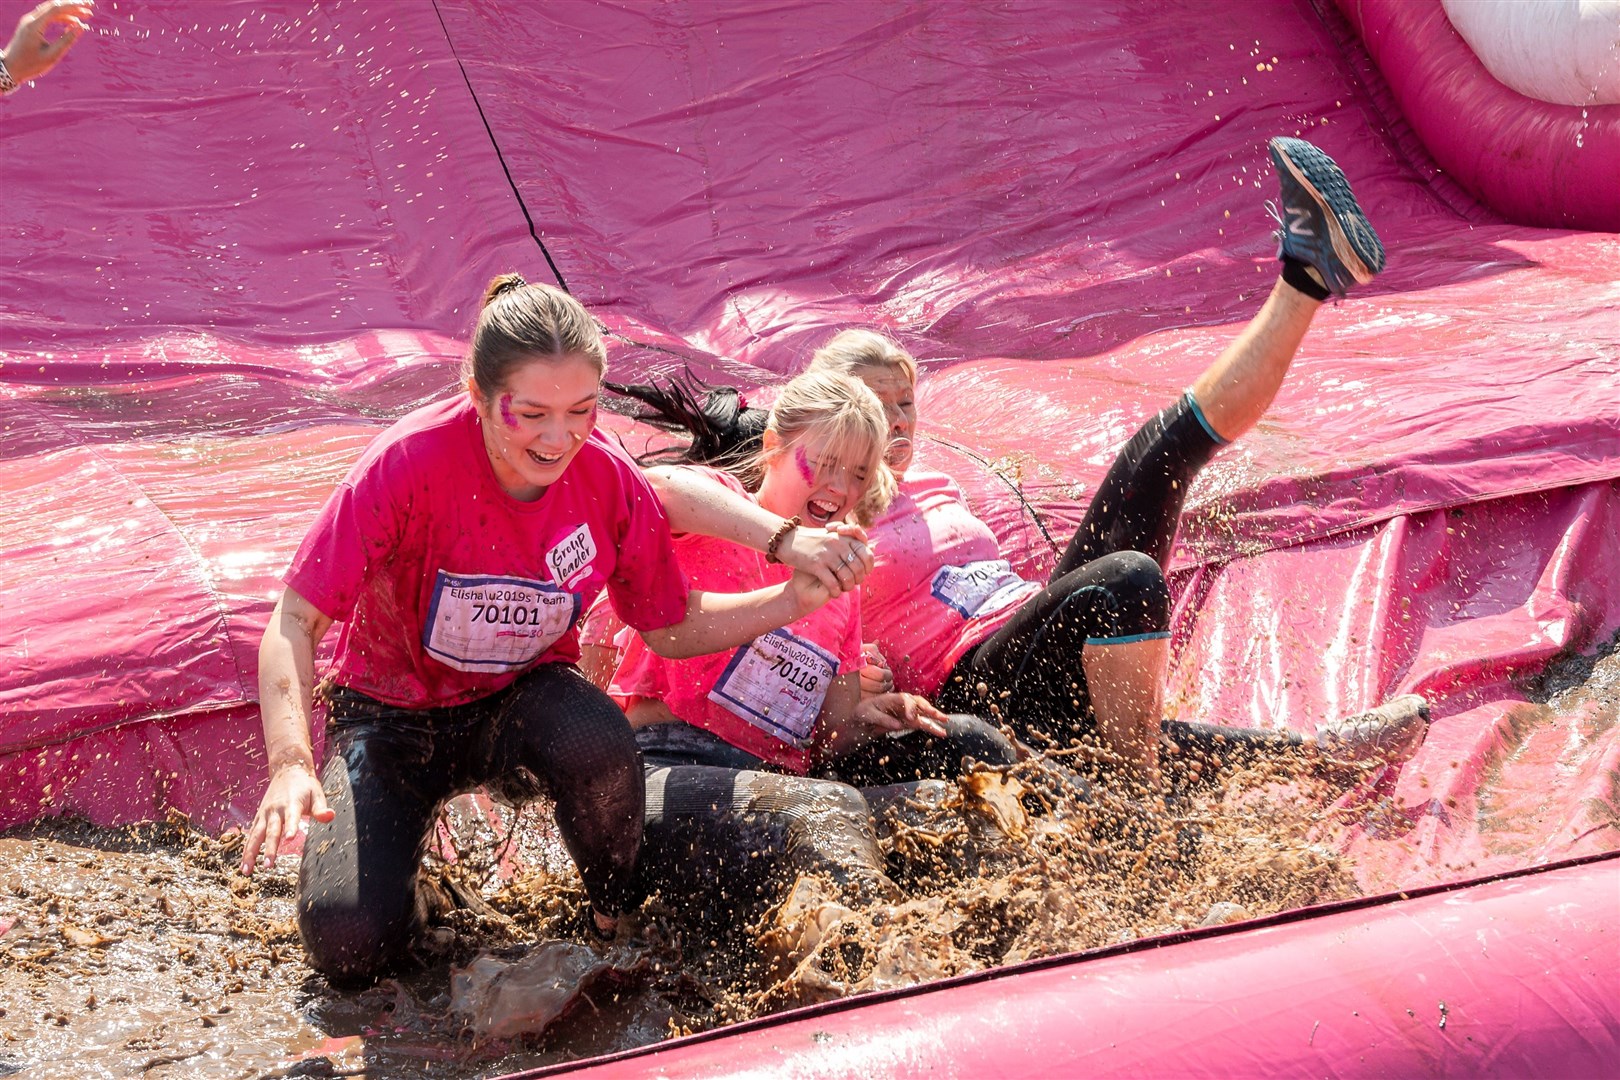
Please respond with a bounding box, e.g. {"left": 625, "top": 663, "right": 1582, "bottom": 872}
{"left": 1084, "top": 630, "right": 1172, "bottom": 646}
{"left": 1183, "top": 390, "right": 1229, "bottom": 445}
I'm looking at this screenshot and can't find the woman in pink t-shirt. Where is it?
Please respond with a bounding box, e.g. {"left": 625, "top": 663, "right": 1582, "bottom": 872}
{"left": 660, "top": 140, "right": 1428, "bottom": 797}
{"left": 809, "top": 283, "right": 1429, "bottom": 797}
{"left": 602, "top": 370, "right": 1018, "bottom": 909}
{"left": 236, "top": 276, "right": 865, "bottom": 986}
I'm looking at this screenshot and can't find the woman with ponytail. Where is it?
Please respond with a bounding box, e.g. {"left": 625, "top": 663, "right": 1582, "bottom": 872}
{"left": 237, "top": 275, "right": 862, "bottom": 986}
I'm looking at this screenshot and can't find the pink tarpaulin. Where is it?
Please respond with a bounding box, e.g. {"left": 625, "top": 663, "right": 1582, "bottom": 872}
{"left": 2, "top": 0, "right": 1618, "bottom": 1071}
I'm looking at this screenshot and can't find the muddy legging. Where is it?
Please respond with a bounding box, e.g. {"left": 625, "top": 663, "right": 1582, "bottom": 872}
{"left": 634, "top": 718, "right": 1016, "bottom": 918}
{"left": 297, "top": 664, "right": 643, "bottom": 985}
{"left": 937, "top": 392, "right": 1305, "bottom": 770}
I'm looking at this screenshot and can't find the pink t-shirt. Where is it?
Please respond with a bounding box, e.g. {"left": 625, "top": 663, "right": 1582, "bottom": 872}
{"left": 285, "top": 396, "right": 688, "bottom": 709}
{"left": 609, "top": 468, "right": 864, "bottom": 775}
{"left": 579, "top": 592, "right": 629, "bottom": 651}
{"left": 861, "top": 469, "right": 1042, "bottom": 697}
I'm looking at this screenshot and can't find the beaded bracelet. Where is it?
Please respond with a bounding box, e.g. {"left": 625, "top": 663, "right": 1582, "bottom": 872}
{"left": 0, "top": 58, "right": 16, "bottom": 96}
{"left": 764, "top": 515, "right": 801, "bottom": 564}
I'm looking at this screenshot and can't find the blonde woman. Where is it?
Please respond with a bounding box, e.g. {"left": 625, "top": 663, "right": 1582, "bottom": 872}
{"left": 601, "top": 370, "right": 1017, "bottom": 909}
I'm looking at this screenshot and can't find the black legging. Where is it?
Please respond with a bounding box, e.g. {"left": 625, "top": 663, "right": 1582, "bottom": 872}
{"left": 297, "top": 664, "right": 643, "bottom": 985}
{"left": 939, "top": 392, "right": 1305, "bottom": 767}
{"left": 634, "top": 717, "right": 1017, "bottom": 920}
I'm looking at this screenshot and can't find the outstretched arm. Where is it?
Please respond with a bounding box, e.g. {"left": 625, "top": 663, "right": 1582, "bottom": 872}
{"left": 639, "top": 570, "right": 832, "bottom": 659}
{"left": 2, "top": 1, "right": 93, "bottom": 89}
{"left": 240, "top": 587, "right": 336, "bottom": 875}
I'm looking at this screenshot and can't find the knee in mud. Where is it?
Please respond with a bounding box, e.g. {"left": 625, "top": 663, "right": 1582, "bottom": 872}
{"left": 771, "top": 779, "right": 887, "bottom": 882}
{"left": 296, "top": 889, "right": 415, "bottom": 986}
{"left": 943, "top": 714, "right": 1019, "bottom": 767}
{"left": 797, "top": 779, "right": 873, "bottom": 825}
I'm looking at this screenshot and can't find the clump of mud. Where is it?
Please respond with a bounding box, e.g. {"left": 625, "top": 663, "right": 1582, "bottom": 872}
{"left": 2, "top": 747, "right": 1366, "bottom": 1078}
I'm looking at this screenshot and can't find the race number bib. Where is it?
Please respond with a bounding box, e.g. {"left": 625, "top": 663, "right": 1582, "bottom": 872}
{"left": 930, "top": 559, "right": 1040, "bottom": 619}
{"left": 422, "top": 571, "right": 580, "bottom": 673}
{"left": 708, "top": 629, "right": 838, "bottom": 748}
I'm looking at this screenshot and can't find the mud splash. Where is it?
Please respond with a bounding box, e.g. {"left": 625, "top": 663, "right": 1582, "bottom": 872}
{"left": 0, "top": 736, "right": 1379, "bottom": 1078}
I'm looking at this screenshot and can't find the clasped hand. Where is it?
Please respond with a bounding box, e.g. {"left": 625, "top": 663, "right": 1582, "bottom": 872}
{"left": 779, "top": 520, "right": 873, "bottom": 599}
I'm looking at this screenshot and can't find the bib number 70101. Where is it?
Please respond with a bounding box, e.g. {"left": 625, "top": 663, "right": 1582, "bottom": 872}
{"left": 422, "top": 570, "right": 580, "bottom": 673}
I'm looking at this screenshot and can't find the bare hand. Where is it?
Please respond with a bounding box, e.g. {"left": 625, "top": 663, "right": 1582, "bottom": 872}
{"left": 4, "top": 0, "right": 93, "bottom": 85}
{"left": 777, "top": 521, "right": 872, "bottom": 598}
{"left": 786, "top": 567, "right": 834, "bottom": 617}
{"left": 858, "top": 644, "right": 893, "bottom": 699}
{"left": 240, "top": 762, "right": 334, "bottom": 876}
{"left": 854, "top": 692, "right": 949, "bottom": 737}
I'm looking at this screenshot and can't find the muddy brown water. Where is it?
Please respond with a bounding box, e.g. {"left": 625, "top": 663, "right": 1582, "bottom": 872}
{"left": 1, "top": 737, "right": 1380, "bottom": 1079}
{"left": 9, "top": 651, "right": 1618, "bottom": 1078}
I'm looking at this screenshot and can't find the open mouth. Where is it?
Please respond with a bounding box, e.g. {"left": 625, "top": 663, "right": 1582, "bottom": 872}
{"left": 806, "top": 497, "right": 841, "bottom": 523}
{"left": 527, "top": 448, "right": 566, "bottom": 467}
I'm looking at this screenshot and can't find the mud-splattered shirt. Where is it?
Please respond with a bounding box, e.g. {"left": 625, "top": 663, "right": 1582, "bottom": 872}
{"left": 608, "top": 467, "right": 864, "bottom": 774}
{"left": 861, "top": 469, "right": 1040, "bottom": 697}
{"left": 285, "top": 396, "right": 687, "bottom": 708}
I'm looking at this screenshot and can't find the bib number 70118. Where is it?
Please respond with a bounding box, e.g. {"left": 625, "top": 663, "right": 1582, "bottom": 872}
{"left": 708, "top": 628, "right": 838, "bottom": 748}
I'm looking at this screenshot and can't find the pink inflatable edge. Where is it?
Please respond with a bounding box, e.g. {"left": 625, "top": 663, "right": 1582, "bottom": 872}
{"left": 505, "top": 852, "right": 1620, "bottom": 1079}
{"left": 1336, "top": 0, "right": 1620, "bottom": 231}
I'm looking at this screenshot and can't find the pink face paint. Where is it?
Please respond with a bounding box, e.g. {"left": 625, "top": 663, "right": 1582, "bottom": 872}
{"left": 794, "top": 446, "right": 817, "bottom": 485}
{"left": 498, "top": 394, "right": 519, "bottom": 429}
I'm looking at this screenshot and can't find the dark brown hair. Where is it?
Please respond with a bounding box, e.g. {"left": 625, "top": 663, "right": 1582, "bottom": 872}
{"left": 464, "top": 274, "right": 607, "bottom": 398}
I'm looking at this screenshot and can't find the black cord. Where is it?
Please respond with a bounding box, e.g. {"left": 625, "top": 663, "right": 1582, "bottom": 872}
{"left": 924, "top": 433, "right": 1062, "bottom": 556}
{"left": 430, "top": 0, "right": 571, "bottom": 294}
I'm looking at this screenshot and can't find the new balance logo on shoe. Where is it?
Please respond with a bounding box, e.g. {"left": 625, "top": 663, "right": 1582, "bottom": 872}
{"left": 1267, "top": 136, "right": 1385, "bottom": 296}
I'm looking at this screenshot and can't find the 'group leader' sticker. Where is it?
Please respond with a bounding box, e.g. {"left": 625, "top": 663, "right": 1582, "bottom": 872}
{"left": 546, "top": 523, "right": 597, "bottom": 588}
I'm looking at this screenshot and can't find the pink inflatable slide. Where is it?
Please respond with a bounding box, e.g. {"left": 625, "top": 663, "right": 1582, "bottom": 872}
{"left": 2, "top": 1, "right": 1616, "bottom": 1075}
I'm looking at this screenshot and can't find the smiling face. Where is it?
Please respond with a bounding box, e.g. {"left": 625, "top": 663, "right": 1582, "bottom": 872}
{"left": 853, "top": 365, "right": 918, "bottom": 475}
{"left": 756, "top": 430, "right": 875, "bottom": 526}
{"left": 469, "top": 352, "right": 601, "bottom": 500}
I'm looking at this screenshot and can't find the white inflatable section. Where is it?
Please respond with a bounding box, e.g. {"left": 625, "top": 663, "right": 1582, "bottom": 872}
{"left": 1442, "top": 0, "right": 1620, "bottom": 105}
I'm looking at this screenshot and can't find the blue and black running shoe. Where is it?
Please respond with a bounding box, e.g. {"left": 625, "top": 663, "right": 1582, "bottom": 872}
{"left": 1267, "top": 136, "right": 1385, "bottom": 297}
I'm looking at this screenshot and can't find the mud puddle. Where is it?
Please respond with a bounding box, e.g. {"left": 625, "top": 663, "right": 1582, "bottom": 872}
{"left": 2, "top": 749, "right": 1369, "bottom": 1079}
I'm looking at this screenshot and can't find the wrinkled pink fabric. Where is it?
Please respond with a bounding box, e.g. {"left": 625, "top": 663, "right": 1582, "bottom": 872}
{"left": 1, "top": 2, "right": 1616, "bottom": 1070}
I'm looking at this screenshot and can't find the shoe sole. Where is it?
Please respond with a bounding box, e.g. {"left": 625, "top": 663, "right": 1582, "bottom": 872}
{"left": 1271, "top": 139, "right": 1384, "bottom": 285}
